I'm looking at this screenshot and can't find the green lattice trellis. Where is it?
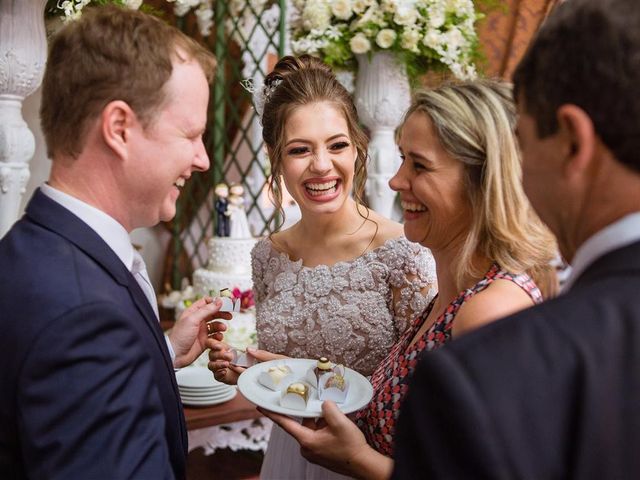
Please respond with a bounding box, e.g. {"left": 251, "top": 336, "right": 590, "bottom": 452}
{"left": 168, "top": 0, "right": 287, "bottom": 289}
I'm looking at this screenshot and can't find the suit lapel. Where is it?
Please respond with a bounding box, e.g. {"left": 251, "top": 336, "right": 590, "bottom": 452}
{"left": 25, "top": 189, "right": 183, "bottom": 403}
{"left": 573, "top": 239, "right": 640, "bottom": 290}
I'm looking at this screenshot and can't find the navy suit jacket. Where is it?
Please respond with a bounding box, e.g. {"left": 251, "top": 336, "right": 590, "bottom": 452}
{"left": 0, "top": 189, "right": 187, "bottom": 479}
{"left": 392, "top": 240, "right": 640, "bottom": 480}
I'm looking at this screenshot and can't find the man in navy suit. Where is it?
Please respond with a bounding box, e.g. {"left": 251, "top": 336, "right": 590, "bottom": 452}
{"left": 0, "top": 6, "right": 228, "bottom": 479}
{"left": 393, "top": 0, "right": 640, "bottom": 478}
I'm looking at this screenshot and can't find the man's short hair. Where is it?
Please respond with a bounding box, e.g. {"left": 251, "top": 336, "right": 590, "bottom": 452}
{"left": 513, "top": 0, "right": 640, "bottom": 173}
{"left": 40, "top": 5, "right": 216, "bottom": 159}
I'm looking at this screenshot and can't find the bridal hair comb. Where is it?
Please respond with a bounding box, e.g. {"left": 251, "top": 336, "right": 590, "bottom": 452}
{"left": 240, "top": 77, "right": 283, "bottom": 120}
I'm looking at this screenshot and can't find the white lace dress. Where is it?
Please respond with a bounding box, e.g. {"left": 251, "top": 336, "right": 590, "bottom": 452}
{"left": 252, "top": 237, "right": 436, "bottom": 480}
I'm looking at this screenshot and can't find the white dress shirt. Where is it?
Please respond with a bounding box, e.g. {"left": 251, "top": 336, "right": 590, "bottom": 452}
{"left": 563, "top": 211, "right": 640, "bottom": 291}
{"left": 40, "top": 183, "right": 176, "bottom": 362}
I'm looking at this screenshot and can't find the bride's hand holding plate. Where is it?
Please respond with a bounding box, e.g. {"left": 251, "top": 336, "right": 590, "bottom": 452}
{"left": 205, "top": 342, "right": 287, "bottom": 385}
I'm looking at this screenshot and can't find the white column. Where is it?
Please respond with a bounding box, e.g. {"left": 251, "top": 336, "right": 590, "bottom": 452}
{"left": 0, "top": 0, "right": 48, "bottom": 237}
{"left": 354, "top": 52, "right": 410, "bottom": 219}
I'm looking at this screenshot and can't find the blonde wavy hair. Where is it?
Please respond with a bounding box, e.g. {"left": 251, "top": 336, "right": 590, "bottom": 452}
{"left": 404, "top": 79, "right": 558, "bottom": 298}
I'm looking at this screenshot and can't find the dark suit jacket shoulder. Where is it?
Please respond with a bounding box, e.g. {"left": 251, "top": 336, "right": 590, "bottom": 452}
{"left": 0, "top": 190, "right": 187, "bottom": 480}
{"left": 392, "top": 240, "right": 640, "bottom": 480}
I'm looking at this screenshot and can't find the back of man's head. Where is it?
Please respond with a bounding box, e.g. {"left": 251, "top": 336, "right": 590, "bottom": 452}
{"left": 40, "top": 5, "right": 216, "bottom": 160}
{"left": 513, "top": 0, "right": 640, "bottom": 174}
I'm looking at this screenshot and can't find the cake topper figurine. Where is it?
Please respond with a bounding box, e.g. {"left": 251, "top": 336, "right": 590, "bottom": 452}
{"left": 214, "top": 183, "right": 230, "bottom": 237}
{"left": 227, "top": 183, "right": 252, "bottom": 238}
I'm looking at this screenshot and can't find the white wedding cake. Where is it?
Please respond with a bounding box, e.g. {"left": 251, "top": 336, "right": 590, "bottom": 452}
{"left": 193, "top": 236, "right": 257, "bottom": 297}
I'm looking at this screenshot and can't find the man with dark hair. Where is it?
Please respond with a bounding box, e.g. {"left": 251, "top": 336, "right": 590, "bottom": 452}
{"left": 392, "top": 0, "right": 640, "bottom": 478}
{"left": 0, "top": 6, "right": 228, "bottom": 479}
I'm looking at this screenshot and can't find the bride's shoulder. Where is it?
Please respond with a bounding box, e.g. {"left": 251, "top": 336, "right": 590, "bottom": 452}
{"left": 262, "top": 228, "right": 300, "bottom": 260}
{"left": 363, "top": 210, "right": 404, "bottom": 248}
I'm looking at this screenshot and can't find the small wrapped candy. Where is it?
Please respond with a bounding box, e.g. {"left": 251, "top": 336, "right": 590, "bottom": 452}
{"left": 318, "top": 365, "right": 349, "bottom": 403}
{"left": 306, "top": 356, "right": 334, "bottom": 388}
{"left": 258, "top": 364, "right": 294, "bottom": 391}
{"left": 229, "top": 347, "right": 256, "bottom": 368}
{"left": 280, "top": 381, "right": 310, "bottom": 410}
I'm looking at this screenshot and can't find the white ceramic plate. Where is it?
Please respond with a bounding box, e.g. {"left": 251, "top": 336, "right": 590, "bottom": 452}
{"left": 175, "top": 367, "right": 217, "bottom": 389}
{"left": 181, "top": 388, "right": 237, "bottom": 407}
{"left": 178, "top": 385, "right": 226, "bottom": 394}
{"left": 179, "top": 387, "right": 236, "bottom": 400}
{"left": 179, "top": 392, "right": 232, "bottom": 400}
{"left": 237, "top": 358, "right": 373, "bottom": 418}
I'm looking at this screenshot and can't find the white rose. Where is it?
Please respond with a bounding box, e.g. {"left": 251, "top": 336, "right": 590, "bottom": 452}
{"left": 302, "top": 0, "right": 332, "bottom": 30}
{"left": 350, "top": 33, "right": 372, "bottom": 54}
{"left": 428, "top": 8, "right": 445, "bottom": 28}
{"left": 394, "top": 6, "right": 419, "bottom": 26}
{"left": 422, "top": 29, "right": 442, "bottom": 49}
{"left": 446, "top": 0, "right": 474, "bottom": 15}
{"left": 124, "top": 0, "right": 143, "bottom": 9}
{"left": 352, "top": 0, "right": 368, "bottom": 14}
{"left": 376, "top": 29, "right": 397, "bottom": 49}
{"left": 381, "top": 0, "right": 398, "bottom": 13}
{"left": 400, "top": 28, "right": 421, "bottom": 52}
{"left": 331, "top": 0, "right": 353, "bottom": 20}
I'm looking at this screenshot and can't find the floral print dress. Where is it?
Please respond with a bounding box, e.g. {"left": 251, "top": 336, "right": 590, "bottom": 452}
{"left": 356, "top": 263, "right": 543, "bottom": 456}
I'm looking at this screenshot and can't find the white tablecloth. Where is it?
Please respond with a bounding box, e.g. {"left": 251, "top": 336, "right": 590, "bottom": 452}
{"left": 188, "top": 417, "right": 273, "bottom": 454}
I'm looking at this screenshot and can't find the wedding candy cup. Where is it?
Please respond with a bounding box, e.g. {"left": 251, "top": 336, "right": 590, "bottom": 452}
{"left": 230, "top": 347, "right": 257, "bottom": 368}
{"left": 258, "top": 364, "right": 294, "bottom": 391}
{"left": 280, "top": 381, "right": 310, "bottom": 410}
{"left": 305, "top": 356, "right": 334, "bottom": 388}
{"left": 318, "top": 365, "right": 350, "bottom": 403}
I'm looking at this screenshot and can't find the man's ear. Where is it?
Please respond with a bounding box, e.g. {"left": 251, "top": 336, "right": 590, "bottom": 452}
{"left": 101, "top": 100, "right": 137, "bottom": 159}
{"left": 556, "top": 104, "right": 596, "bottom": 179}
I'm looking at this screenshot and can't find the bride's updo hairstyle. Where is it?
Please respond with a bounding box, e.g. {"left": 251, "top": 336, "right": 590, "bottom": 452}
{"left": 260, "top": 55, "right": 369, "bottom": 229}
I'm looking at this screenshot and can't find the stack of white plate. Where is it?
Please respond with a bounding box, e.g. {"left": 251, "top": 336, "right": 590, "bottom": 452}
{"left": 176, "top": 366, "right": 236, "bottom": 407}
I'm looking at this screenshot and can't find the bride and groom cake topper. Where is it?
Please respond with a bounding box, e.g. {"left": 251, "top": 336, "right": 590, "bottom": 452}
{"left": 214, "top": 182, "right": 251, "bottom": 238}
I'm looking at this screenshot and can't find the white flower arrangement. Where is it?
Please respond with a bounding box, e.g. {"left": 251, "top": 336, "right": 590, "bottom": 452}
{"left": 46, "top": 0, "right": 215, "bottom": 37}
{"left": 290, "top": 0, "right": 483, "bottom": 80}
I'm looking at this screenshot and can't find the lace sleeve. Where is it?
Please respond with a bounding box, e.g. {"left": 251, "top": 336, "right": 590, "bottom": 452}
{"left": 251, "top": 240, "right": 269, "bottom": 303}
{"left": 387, "top": 239, "right": 437, "bottom": 334}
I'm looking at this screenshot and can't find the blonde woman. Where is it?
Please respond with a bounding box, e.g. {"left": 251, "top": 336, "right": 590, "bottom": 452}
{"left": 207, "top": 55, "right": 437, "bottom": 480}
{"left": 262, "top": 79, "right": 558, "bottom": 479}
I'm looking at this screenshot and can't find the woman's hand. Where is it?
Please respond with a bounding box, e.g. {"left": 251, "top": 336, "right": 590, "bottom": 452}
{"left": 259, "top": 401, "right": 392, "bottom": 480}
{"left": 206, "top": 337, "right": 242, "bottom": 385}
{"left": 205, "top": 339, "right": 288, "bottom": 385}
